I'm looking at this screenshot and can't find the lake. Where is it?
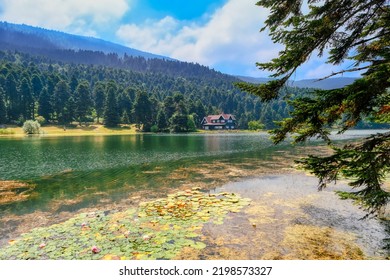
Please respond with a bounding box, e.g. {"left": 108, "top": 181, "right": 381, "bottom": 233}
{"left": 0, "top": 131, "right": 389, "bottom": 259}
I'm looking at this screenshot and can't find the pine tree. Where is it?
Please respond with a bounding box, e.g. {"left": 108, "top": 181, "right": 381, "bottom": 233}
{"left": 53, "top": 80, "right": 71, "bottom": 124}
{"left": 103, "top": 81, "right": 120, "bottom": 127}
{"left": 117, "top": 89, "right": 133, "bottom": 124}
{"left": 0, "top": 87, "right": 7, "bottom": 124}
{"left": 31, "top": 74, "right": 43, "bottom": 100}
{"left": 132, "top": 90, "right": 153, "bottom": 132}
{"left": 5, "top": 73, "right": 19, "bottom": 121}
{"left": 38, "top": 88, "right": 52, "bottom": 121}
{"left": 19, "top": 77, "right": 33, "bottom": 120}
{"left": 169, "top": 100, "right": 189, "bottom": 133}
{"left": 64, "top": 95, "right": 76, "bottom": 124}
{"left": 237, "top": 0, "right": 390, "bottom": 215}
{"left": 75, "top": 80, "right": 92, "bottom": 125}
{"left": 93, "top": 82, "right": 105, "bottom": 124}
{"left": 156, "top": 109, "right": 168, "bottom": 132}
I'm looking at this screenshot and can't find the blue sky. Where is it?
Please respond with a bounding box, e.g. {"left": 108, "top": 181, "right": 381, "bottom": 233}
{"left": 0, "top": 0, "right": 359, "bottom": 80}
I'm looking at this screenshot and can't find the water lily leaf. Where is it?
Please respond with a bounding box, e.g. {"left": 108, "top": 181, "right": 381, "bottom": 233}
{"left": 8, "top": 240, "right": 17, "bottom": 246}
{"left": 192, "top": 242, "right": 207, "bottom": 250}
{"left": 0, "top": 190, "right": 251, "bottom": 260}
{"left": 101, "top": 254, "right": 121, "bottom": 260}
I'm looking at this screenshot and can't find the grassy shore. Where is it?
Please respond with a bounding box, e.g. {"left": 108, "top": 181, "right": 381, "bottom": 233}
{"left": 0, "top": 124, "right": 137, "bottom": 137}
{"left": 0, "top": 124, "right": 265, "bottom": 137}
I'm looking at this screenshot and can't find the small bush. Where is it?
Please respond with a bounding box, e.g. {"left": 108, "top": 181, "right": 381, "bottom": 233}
{"left": 35, "top": 116, "right": 46, "bottom": 125}
{"left": 248, "top": 120, "right": 265, "bottom": 131}
{"left": 151, "top": 125, "right": 159, "bottom": 133}
{"left": 0, "top": 128, "right": 14, "bottom": 135}
{"left": 22, "top": 120, "right": 41, "bottom": 134}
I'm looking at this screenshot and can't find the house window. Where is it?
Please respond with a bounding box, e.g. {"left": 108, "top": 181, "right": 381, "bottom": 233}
{"left": 221, "top": 120, "right": 225, "bottom": 123}
{"left": 228, "top": 120, "right": 233, "bottom": 123}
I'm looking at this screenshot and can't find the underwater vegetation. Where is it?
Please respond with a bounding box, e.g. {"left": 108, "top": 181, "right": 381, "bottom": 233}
{"left": 0, "top": 188, "right": 251, "bottom": 260}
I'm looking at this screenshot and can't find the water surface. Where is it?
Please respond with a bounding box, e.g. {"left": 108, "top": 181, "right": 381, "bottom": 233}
{"left": 0, "top": 131, "right": 388, "bottom": 259}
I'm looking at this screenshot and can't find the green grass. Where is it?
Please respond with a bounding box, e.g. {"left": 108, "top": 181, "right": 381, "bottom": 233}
{"left": 0, "top": 128, "right": 15, "bottom": 135}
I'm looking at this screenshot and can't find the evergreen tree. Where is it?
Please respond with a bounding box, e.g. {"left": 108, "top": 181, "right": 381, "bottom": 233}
{"left": 69, "top": 73, "right": 79, "bottom": 94}
{"left": 74, "top": 80, "right": 92, "bottom": 125}
{"left": 5, "top": 73, "right": 19, "bottom": 121}
{"left": 103, "top": 81, "right": 120, "bottom": 127}
{"left": 19, "top": 77, "right": 33, "bottom": 120}
{"left": 31, "top": 74, "right": 43, "bottom": 100}
{"left": 53, "top": 80, "right": 71, "bottom": 124}
{"left": 118, "top": 88, "right": 133, "bottom": 124}
{"left": 237, "top": 0, "right": 390, "bottom": 215}
{"left": 64, "top": 95, "right": 76, "bottom": 124}
{"left": 93, "top": 82, "right": 105, "bottom": 124}
{"left": 163, "top": 96, "right": 176, "bottom": 120}
{"left": 0, "top": 87, "right": 7, "bottom": 124}
{"left": 156, "top": 109, "right": 168, "bottom": 132}
{"left": 38, "top": 88, "right": 52, "bottom": 122}
{"left": 132, "top": 90, "right": 153, "bottom": 131}
{"left": 187, "top": 114, "right": 197, "bottom": 132}
{"left": 169, "top": 100, "right": 189, "bottom": 133}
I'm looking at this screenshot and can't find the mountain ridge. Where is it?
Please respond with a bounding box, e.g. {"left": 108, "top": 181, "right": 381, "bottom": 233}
{"left": 236, "top": 76, "right": 358, "bottom": 90}
{"left": 0, "top": 21, "right": 358, "bottom": 90}
{"left": 0, "top": 21, "right": 172, "bottom": 60}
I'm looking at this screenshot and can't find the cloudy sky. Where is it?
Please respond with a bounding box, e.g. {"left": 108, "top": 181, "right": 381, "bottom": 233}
{"left": 0, "top": 0, "right": 357, "bottom": 80}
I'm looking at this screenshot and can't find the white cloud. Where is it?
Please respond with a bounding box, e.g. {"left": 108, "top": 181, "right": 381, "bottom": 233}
{"left": 0, "top": 0, "right": 130, "bottom": 36}
{"left": 116, "top": 0, "right": 280, "bottom": 77}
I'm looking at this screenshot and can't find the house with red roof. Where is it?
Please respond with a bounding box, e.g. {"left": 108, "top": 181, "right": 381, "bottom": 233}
{"left": 201, "top": 114, "right": 236, "bottom": 130}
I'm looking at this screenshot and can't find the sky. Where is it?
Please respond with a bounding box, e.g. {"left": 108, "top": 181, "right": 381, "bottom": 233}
{"left": 0, "top": 0, "right": 359, "bottom": 80}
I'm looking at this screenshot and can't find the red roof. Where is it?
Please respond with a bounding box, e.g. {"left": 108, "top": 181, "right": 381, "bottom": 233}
{"left": 202, "top": 114, "right": 236, "bottom": 125}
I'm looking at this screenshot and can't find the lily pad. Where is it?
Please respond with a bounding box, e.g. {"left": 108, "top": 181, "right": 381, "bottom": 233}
{"left": 0, "top": 189, "right": 250, "bottom": 260}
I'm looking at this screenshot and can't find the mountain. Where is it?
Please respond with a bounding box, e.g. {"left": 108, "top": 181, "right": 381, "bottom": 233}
{"left": 0, "top": 21, "right": 171, "bottom": 60}
{"left": 236, "top": 75, "right": 357, "bottom": 90}
{"left": 287, "top": 77, "right": 357, "bottom": 90}
{"left": 0, "top": 21, "right": 357, "bottom": 91}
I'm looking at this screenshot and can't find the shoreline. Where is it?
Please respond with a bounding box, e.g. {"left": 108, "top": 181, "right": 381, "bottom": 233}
{"left": 0, "top": 124, "right": 138, "bottom": 138}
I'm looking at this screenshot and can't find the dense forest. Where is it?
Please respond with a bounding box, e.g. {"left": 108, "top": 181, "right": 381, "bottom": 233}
{"left": 0, "top": 50, "right": 386, "bottom": 132}
{"left": 0, "top": 50, "right": 300, "bottom": 131}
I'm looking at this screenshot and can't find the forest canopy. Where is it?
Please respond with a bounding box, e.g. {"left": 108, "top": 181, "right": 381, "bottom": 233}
{"left": 0, "top": 50, "right": 299, "bottom": 131}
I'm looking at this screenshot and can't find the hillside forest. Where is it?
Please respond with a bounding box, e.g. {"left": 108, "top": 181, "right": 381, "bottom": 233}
{"left": 0, "top": 50, "right": 385, "bottom": 132}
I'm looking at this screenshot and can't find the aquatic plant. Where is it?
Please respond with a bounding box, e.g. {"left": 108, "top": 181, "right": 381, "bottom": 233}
{"left": 0, "top": 188, "right": 251, "bottom": 260}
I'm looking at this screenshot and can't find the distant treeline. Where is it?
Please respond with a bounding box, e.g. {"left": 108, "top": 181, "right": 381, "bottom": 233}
{"left": 0, "top": 50, "right": 386, "bottom": 131}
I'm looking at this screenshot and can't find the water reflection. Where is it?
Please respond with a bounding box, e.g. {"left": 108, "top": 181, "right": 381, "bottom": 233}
{"left": 0, "top": 132, "right": 388, "bottom": 259}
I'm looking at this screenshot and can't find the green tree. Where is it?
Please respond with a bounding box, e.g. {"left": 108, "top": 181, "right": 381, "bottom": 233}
{"left": 0, "top": 87, "right": 7, "bottom": 124}
{"left": 156, "top": 109, "right": 168, "bottom": 132}
{"left": 5, "top": 73, "right": 19, "bottom": 121}
{"left": 118, "top": 88, "right": 133, "bottom": 124}
{"left": 169, "top": 100, "right": 189, "bottom": 133}
{"left": 93, "top": 82, "right": 105, "bottom": 124}
{"left": 193, "top": 100, "right": 206, "bottom": 128}
{"left": 64, "top": 95, "right": 76, "bottom": 124}
{"left": 187, "top": 114, "right": 197, "bottom": 132}
{"left": 75, "top": 80, "right": 92, "bottom": 125}
{"left": 31, "top": 74, "right": 43, "bottom": 100}
{"left": 19, "top": 77, "right": 33, "bottom": 120}
{"left": 237, "top": 0, "right": 390, "bottom": 216}
{"left": 132, "top": 91, "right": 153, "bottom": 131}
{"left": 22, "top": 120, "right": 40, "bottom": 134}
{"left": 53, "top": 80, "right": 71, "bottom": 124}
{"left": 38, "top": 88, "right": 52, "bottom": 121}
{"left": 163, "top": 96, "right": 176, "bottom": 120}
{"left": 103, "top": 81, "right": 120, "bottom": 127}
{"left": 248, "top": 120, "right": 264, "bottom": 131}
